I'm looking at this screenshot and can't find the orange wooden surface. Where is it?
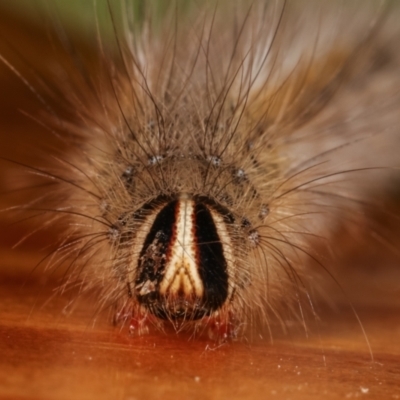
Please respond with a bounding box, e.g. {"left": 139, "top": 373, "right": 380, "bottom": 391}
{"left": 1, "top": 268, "right": 400, "bottom": 400}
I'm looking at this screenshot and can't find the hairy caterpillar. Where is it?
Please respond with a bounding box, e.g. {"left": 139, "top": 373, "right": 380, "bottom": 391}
{"left": 0, "top": 0, "right": 399, "bottom": 343}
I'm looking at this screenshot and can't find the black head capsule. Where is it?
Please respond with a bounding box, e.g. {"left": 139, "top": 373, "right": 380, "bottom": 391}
{"left": 134, "top": 195, "right": 234, "bottom": 321}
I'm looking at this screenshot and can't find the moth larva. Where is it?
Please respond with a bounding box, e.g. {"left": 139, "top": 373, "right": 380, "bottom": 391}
{"left": 1, "top": 0, "right": 399, "bottom": 342}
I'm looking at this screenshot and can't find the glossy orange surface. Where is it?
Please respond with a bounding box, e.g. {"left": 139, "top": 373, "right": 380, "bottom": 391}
{"left": 1, "top": 256, "right": 400, "bottom": 400}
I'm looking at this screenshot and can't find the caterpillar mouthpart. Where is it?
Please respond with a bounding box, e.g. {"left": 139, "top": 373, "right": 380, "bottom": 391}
{"left": 107, "top": 158, "right": 262, "bottom": 338}
{"left": 134, "top": 196, "right": 230, "bottom": 321}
